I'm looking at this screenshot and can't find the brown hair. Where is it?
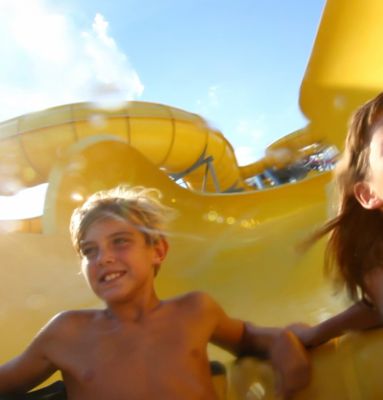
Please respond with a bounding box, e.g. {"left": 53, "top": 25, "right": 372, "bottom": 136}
{"left": 310, "top": 93, "right": 383, "bottom": 300}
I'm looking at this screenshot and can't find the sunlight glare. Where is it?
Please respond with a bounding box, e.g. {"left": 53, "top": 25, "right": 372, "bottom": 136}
{"left": 0, "top": 183, "right": 48, "bottom": 220}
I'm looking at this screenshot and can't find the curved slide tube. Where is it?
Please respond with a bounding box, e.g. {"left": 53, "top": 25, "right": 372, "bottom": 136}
{"left": 0, "top": 101, "right": 245, "bottom": 196}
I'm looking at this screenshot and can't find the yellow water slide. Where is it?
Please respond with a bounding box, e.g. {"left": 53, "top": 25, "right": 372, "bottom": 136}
{"left": 0, "top": 101, "right": 245, "bottom": 197}
{"left": 2, "top": 0, "right": 383, "bottom": 398}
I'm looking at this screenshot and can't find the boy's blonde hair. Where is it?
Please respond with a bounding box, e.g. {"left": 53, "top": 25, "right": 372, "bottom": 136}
{"left": 70, "top": 185, "right": 175, "bottom": 256}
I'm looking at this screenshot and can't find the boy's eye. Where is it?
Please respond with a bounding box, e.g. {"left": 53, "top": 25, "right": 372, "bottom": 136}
{"left": 81, "top": 247, "right": 98, "bottom": 258}
{"left": 113, "top": 237, "right": 130, "bottom": 246}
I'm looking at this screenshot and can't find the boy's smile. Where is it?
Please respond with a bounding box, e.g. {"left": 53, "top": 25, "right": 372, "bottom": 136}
{"left": 101, "top": 271, "right": 127, "bottom": 283}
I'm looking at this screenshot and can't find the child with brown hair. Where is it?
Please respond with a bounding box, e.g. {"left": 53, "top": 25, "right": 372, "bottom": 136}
{"left": 0, "top": 185, "right": 310, "bottom": 399}
{"left": 291, "top": 93, "right": 383, "bottom": 348}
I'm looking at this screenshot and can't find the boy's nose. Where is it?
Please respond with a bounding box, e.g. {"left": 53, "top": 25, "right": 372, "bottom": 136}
{"left": 97, "top": 248, "right": 116, "bottom": 265}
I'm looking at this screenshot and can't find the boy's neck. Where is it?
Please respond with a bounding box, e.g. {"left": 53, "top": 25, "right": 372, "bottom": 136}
{"left": 104, "top": 292, "right": 162, "bottom": 323}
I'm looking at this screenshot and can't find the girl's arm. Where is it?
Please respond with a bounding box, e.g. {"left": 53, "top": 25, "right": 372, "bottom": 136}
{"left": 289, "top": 300, "right": 383, "bottom": 348}
{"left": 363, "top": 267, "right": 383, "bottom": 317}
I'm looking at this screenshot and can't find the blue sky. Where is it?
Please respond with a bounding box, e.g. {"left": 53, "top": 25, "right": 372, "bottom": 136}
{"left": 0, "top": 0, "right": 325, "bottom": 218}
{"left": 0, "top": 0, "right": 325, "bottom": 162}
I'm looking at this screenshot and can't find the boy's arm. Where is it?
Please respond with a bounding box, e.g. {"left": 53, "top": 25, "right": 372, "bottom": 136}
{"left": 289, "top": 300, "right": 383, "bottom": 348}
{"left": 204, "top": 294, "right": 310, "bottom": 398}
{"left": 237, "top": 323, "right": 311, "bottom": 399}
{"left": 199, "top": 291, "right": 279, "bottom": 355}
{"left": 0, "top": 321, "right": 58, "bottom": 394}
{"left": 204, "top": 293, "right": 305, "bottom": 359}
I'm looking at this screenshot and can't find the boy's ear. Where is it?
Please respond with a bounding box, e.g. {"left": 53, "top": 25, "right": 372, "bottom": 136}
{"left": 354, "top": 181, "right": 383, "bottom": 209}
{"left": 153, "top": 237, "right": 169, "bottom": 264}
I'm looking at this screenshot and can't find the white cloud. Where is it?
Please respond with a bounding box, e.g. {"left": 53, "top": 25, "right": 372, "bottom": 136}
{"left": 0, "top": 0, "right": 144, "bottom": 121}
{"left": 235, "top": 146, "right": 258, "bottom": 166}
{"left": 230, "top": 117, "right": 269, "bottom": 165}
{"left": 196, "top": 84, "right": 222, "bottom": 115}
{"left": 231, "top": 107, "right": 309, "bottom": 166}
{"left": 207, "top": 85, "right": 220, "bottom": 108}
{"left": 8, "top": 3, "right": 71, "bottom": 63}
{"left": 235, "top": 118, "right": 265, "bottom": 142}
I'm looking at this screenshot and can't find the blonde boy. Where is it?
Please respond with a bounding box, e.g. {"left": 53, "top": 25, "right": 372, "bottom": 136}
{"left": 0, "top": 186, "right": 310, "bottom": 399}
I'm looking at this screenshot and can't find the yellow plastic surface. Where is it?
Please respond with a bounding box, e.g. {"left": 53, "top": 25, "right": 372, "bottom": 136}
{"left": 1, "top": 0, "right": 383, "bottom": 398}
{"left": 0, "top": 102, "right": 244, "bottom": 195}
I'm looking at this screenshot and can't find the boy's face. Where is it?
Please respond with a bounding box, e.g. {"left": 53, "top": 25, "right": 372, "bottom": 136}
{"left": 79, "top": 217, "right": 168, "bottom": 304}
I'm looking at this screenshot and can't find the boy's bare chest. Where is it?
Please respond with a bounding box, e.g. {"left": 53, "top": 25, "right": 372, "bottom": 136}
{"left": 58, "top": 314, "right": 211, "bottom": 387}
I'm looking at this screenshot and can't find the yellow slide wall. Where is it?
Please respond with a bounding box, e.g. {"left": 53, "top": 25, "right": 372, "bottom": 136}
{"left": 1, "top": 0, "right": 383, "bottom": 398}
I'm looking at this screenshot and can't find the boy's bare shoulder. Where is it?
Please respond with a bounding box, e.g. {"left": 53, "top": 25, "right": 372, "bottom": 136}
{"left": 48, "top": 309, "right": 100, "bottom": 324}
{"left": 168, "top": 291, "right": 221, "bottom": 314}
{"left": 41, "top": 309, "right": 100, "bottom": 337}
{"left": 170, "top": 290, "right": 212, "bottom": 303}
